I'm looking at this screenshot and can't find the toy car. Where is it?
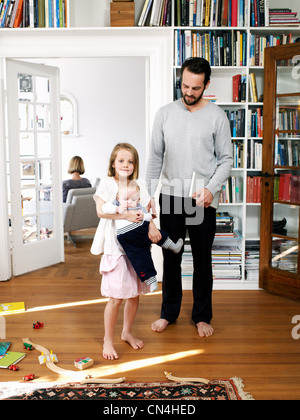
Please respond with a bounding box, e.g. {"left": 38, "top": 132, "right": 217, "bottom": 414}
{"left": 33, "top": 321, "right": 43, "bottom": 329}
{"left": 9, "top": 364, "right": 19, "bottom": 371}
{"left": 23, "top": 374, "right": 35, "bottom": 381}
{"left": 23, "top": 343, "right": 33, "bottom": 350}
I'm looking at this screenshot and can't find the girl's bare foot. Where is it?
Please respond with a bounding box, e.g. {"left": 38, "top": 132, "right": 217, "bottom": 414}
{"left": 121, "top": 332, "right": 144, "bottom": 350}
{"left": 196, "top": 322, "right": 214, "bottom": 338}
{"left": 151, "top": 318, "right": 169, "bottom": 333}
{"left": 103, "top": 341, "right": 119, "bottom": 360}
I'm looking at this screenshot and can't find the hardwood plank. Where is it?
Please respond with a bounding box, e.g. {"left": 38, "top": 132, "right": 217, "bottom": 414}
{"left": 1, "top": 238, "right": 300, "bottom": 399}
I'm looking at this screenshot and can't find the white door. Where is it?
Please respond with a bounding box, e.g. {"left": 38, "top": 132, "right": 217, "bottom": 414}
{"left": 6, "top": 59, "right": 64, "bottom": 276}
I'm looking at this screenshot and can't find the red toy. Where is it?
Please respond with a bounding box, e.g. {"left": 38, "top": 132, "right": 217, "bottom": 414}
{"left": 33, "top": 322, "right": 44, "bottom": 329}
{"left": 23, "top": 374, "right": 35, "bottom": 381}
{"left": 9, "top": 364, "right": 19, "bottom": 371}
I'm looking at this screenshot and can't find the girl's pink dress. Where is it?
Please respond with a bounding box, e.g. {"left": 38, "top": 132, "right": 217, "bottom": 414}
{"left": 100, "top": 255, "right": 150, "bottom": 299}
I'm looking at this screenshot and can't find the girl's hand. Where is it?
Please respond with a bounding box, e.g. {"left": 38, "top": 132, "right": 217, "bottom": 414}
{"left": 125, "top": 210, "right": 142, "bottom": 223}
{"left": 148, "top": 220, "right": 162, "bottom": 244}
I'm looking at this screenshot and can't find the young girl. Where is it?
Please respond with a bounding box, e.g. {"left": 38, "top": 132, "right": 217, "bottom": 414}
{"left": 91, "top": 143, "right": 161, "bottom": 360}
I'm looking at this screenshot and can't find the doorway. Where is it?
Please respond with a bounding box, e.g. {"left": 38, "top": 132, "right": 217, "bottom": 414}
{"left": 0, "top": 29, "right": 173, "bottom": 280}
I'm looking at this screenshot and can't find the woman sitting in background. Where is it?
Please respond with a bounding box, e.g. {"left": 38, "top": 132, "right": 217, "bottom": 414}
{"left": 62, "top": 156, "right": 91, "bottom": 202}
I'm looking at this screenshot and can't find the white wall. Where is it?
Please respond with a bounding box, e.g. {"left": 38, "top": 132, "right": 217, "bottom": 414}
{"left": 37, "top": 57, "right": 147, "bottom": 182}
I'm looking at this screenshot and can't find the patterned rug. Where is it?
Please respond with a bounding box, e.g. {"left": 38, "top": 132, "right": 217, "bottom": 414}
{"left": 2, "top": 378, "right": 254, "bottom": 400}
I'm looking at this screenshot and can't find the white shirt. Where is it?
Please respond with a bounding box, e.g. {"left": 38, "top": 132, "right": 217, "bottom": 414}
{"left": 90, "top": 177, "right": 151, "bottom": 256}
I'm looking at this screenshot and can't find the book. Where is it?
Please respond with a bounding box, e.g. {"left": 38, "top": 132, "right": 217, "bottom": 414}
{"left": 0, "top": 302, "right": 25, "bottom": 314}
{"left": 249, "top": 73, "right": 258, "bottom": 103}
{"left": 13, "top": 0, "right": 23, "bottom": 28}
{"left": 0, "top": 351, "right": 25, "bottom": 368}
{"left": 189, "top": 171, "right": 220, "bottom": 209}
{"left": 232, "top": 74, "right": 241, "bottom": 102}
{"left": 0, "top": 342, "right": 11, "bottom": 356}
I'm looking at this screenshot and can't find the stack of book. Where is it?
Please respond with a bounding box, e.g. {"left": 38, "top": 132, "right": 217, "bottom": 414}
{"left": 250, "top": 1, "right": 300, "bottom": 27}
{"left": 247, "top": 139, "right": 262, "bottom": 169}
{"left": 246, "top": 176, "right": 262, "bottom": 203}
{"left": 216, "top": 211, "right": 234, "bottom": 233}
{"left": 275, "top": 137, "right": 300, "bottom": 167}
{"left": 248, "top": 108, "right": 263, "bottom": 137}
{"left": 212, "top": 245, "right": 242, "bottom": 280}
{"left": 173, "top": 0, "right": 248, "bottom": 27}
{"left": 0, "top": 342, "right": 26, "bottom": 369}
{"left": 232, "top": 140, "right": 244, "bottom": 168}
{"left": 278, "top": 106, "right": 300, "bottom": 132}
{"left": 219, "top": 176, "right": 243, "bottom": 204}
{"left": 0, "top": 0, "right": 68, "bottom": 28}
{"left": 269, "top": 8, "right": 300, "bottom": 27}
{"left": 272, "top": 240, "right": 298, "bottom": 272}
{"left": 249, "top": 33, "right": 294, "bottom": 67}
{"left": 274, "top": 173, "right": 300, "bottom": 203}
{"left": 245, "top": 241, "right": 260, "bottom": 281}
{"left": 174, "top": 29, "right": 247, "bottom": 67}
{"left": 182, "top": 242, "right": 243, "bottom": 282}
{"left": 224, "top": 108, "right": 246, "bottom": 137}
{"left": 138, "top": 0, "right": 172, "bottom": 26}
{"left": 232, "top": 74, "right": 247, "bottom": 103}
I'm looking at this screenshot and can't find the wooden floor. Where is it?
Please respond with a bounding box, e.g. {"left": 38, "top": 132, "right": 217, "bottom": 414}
{"left": 1, "top": 234, "right": 300, "bottom": 400}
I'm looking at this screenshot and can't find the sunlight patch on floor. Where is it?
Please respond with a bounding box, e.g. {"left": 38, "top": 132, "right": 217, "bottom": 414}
{"left": 2, "top": 291, "right": 162, "bottom": 316}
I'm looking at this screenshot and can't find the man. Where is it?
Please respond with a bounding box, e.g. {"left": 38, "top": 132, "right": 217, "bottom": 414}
{"left": 146, "top": 57, "right": 233, "bottom": 338}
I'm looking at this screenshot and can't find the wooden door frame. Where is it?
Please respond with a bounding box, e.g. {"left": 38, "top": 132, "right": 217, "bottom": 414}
{"left": 259, "top": 43, "right": 300, "bottom": 299}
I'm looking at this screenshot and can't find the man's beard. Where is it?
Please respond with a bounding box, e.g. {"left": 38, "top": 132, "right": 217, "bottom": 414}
{"left": 182, "top": 90, "right": 204, "bottom": 106}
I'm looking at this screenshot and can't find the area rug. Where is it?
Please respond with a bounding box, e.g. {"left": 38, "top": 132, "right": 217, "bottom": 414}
{"left": 2, "top": 378, "right": 254, "bottom": 400}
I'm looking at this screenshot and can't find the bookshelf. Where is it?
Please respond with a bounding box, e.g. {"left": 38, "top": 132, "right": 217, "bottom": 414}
{"left": 167, "top": 0, "right": 300, "bottom": 290}
{"left": 0, "top": 0, "right": 299, "bottom": 290}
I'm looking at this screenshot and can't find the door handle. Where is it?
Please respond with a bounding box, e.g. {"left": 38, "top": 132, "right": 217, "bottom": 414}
{"left": 261, "top": 172, "right": 272, "bottom": 178}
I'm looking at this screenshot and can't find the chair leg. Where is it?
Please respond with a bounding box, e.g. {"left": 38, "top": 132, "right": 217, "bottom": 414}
{"left": 67, "top": 233, "right": 76, "bottom": 248}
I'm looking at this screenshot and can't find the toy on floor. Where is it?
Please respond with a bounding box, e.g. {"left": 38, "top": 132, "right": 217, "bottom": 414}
{"left": 23, "top": 343, "right": 33, "bottom": 350}
{"left": 9, "top": 364, "right": 19, "bottom": 371}
{"left": 22, "top": 337, "right": 125, "bottom": 384}
{"left": 164, "top": 371, "right": 210, "bottom": 384}
{"left": 74, "top": 357, "right": 94, "bottom": 370}
{"left": 38, "top": 350, "right": 58, "bottom": 365}
{"left": 23, "top": 374, "right": 35, "bottom": 381}
{"left": 33, "top": 321, "right": 43, "bottom": 329}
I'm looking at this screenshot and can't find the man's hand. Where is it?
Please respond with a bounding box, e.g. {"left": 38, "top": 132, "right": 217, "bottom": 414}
{"left": 192, "top": 188, "right": 213, "bottom": 208}
{"left": 148, "top": 197, "right": 157, "bottom": 219}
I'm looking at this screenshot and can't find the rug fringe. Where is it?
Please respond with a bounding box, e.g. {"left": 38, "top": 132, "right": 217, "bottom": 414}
{"left": 231, "top": 377, "right": 255, "bottom": 400}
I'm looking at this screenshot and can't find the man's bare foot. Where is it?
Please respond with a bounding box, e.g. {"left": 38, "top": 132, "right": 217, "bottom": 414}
{"left": 103, "top": 341, "right": 119, "bottom": 360}
{"left": 151, "top": 318, "right": 169, "bottom": 333}
{"left": 121, "top": 332, "right": 144, "bottom": 350}
{"left": 196, "top": 322, "right": 214, "bottom": 338}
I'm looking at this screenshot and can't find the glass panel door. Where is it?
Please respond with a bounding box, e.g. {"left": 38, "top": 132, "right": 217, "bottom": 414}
{"left": 259, "top": 43, "right": 300, "bottom": 299}
{"left": 272, "top": 68, "right": 300, "bottom": 279}
{"left": 7, "top": 60, "right": 63, "bottom": 276}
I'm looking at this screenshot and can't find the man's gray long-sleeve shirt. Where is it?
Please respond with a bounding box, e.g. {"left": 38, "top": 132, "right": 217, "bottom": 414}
{"left": 146, "top": 99, "right": 233, "bottom": 198}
